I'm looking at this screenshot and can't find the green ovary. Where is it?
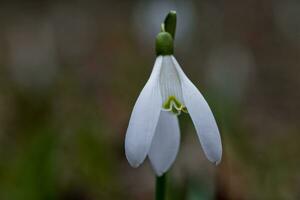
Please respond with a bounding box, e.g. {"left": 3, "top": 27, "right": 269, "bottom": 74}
{"left": 162, "top": 96, "right": 188, "bottom": 115}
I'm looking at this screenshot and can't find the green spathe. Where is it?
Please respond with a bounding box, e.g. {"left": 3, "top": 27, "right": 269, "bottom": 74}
{"left": 155, "top": 32, "right": 174, "bottom": 56}
{"left": 164, "top": 10, "right": 177, "bottom": 39}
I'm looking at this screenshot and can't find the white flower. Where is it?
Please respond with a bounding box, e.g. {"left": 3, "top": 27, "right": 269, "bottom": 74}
{"left": 125, "top": 55, "right": 222, "bottom": 176}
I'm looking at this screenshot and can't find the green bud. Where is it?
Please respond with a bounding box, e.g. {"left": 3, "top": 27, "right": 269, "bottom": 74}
{"left": 164, "top": 10, "right": 177, "bottom": 39}
{"left": 155, "top": 32, "right": 174, "bottom": 56}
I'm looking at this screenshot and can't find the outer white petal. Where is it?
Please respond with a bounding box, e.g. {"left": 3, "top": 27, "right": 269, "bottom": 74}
{"left": 172, "top": 56, "right": 222, "bottom": 164}
{"left": 125, "top": 56, "right": 163, "bottom": 167}
{"left": 148, "top": 111, "right": 180, "bottom": 176}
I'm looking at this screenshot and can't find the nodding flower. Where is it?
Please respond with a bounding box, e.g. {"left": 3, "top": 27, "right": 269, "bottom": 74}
{"left": 125, "top": 11, "right": 222, "bottom": 176}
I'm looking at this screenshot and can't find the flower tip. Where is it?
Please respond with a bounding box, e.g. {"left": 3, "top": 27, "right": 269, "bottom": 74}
{"left": 206, "top": 151, "right": 222, "bottom": 166}
{"left": 125, "top": 145, "right": 144, "bottom": 168}
{"left": 164, "top": 10, "right": 177, "bottom": 39}
{"left": 151, "top": 163, "right": 167, "bottom": 177}
{"left": 169, "top": 10, "right": 176, "bottom": 15}
{"left": 214, "top": 159, "right": 221, "bottom": 166}
{"left": 209, "top": 154, "right": 222, "bottom": 166}
{"left": 131, "top": 162, "right": 141, "bottom": 168}
{"left": 155, "top": 171, "right": 165, "bottom": 177}
{"left": 153, "top": 166, "right": 166, "bottom": 177}
{"left": 126, "top": 156, "right": 142, "bottom": 168}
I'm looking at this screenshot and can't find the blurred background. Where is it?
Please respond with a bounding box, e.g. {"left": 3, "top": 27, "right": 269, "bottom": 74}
{"left": 0, "top": 0, "right": 299, "bottom": 199}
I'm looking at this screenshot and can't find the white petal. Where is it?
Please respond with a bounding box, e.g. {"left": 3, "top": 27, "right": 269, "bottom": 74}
{"left": 159, "top": 56, "right": 184, "bottom": 103}
{"left": 125, "top": 56, "right": 163, "bottom": 167}
{"left": 148, "top": 111, "right": 180, "bottom": 176}
{"left": 172, "top": 56, "right": 222, "bottom": 164}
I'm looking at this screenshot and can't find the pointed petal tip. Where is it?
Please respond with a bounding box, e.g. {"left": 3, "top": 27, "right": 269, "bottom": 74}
{"left": 154, "top": 170, "right": 163, "bottom": 177}
{"left": 155, "top": 171, "right": 165, "bottom": 177}
{"left": 125, "top": 142, "right": 145, "bottom": 168}
{"left": 129, "top": 161, "right": 141, "bottom": 168}
{"left": 125, "top": 151, "right": 143, "bottom": 168}
{"left": 150, "top": 158, "right": 170, "bottom": 176}
{"left": 207, "top": 152, "right": 222, "bottom": 166}
{"left": 214, "top": 159, "right": 222, "bottom": 166}
{"left": 152, "top": 165, "right": 171, "bottom": 177}
{"left": 153, "top": 165, "right": 167, "bottom": 177}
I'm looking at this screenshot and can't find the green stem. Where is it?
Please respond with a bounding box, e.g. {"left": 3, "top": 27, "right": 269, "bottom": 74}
{"left": 155, "top": 174, "right": 167, "bottom": 200}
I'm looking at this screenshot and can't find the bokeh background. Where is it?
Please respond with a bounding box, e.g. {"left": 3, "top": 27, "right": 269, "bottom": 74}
{"left": 0, "top": 0, "right": 300, "bottom": 199}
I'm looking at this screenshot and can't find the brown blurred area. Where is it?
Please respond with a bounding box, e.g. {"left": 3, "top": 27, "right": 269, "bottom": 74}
{"left": 0, "top": 0, "right": 299, "bottom": 199}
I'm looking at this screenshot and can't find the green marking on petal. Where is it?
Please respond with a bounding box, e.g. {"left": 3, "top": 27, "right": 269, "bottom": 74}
{"left": 171, "top": 106, "right": 180, "bottom": 115}
{"left": 181, "top": 106, "right": 188, "bottom": 113}
{"left": 162, "top": 96, "right": 188, "bottom": 115}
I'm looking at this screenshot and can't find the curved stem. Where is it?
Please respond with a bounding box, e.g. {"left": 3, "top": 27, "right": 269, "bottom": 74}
{"left": 155, "top": 174, "right": 167, "bottom": 200}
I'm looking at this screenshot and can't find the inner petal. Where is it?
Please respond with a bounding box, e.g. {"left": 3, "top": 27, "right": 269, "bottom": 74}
{"left": 159, "top": 56, "right": 187, "bottom": 115}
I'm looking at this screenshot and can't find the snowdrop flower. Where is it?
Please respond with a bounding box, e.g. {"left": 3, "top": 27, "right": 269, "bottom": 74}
{"left": 125, "top": 11, "right": 222, "bottom": 176}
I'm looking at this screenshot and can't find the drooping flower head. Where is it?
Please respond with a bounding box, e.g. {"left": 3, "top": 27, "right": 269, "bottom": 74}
{"left": 125, "top": 11, "right": 222, "bottom": 176}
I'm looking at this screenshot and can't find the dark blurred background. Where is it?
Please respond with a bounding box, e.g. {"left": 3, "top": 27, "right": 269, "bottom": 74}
{"left": 0, "top": 0, "right": 300, "bottom": 199}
